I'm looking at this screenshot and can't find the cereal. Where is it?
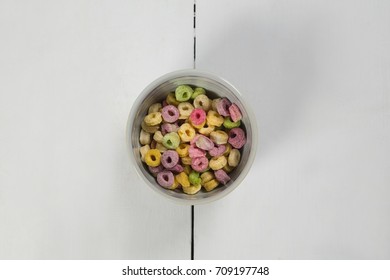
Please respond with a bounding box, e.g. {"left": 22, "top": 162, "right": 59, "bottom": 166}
{"left": 223, "top": 117, "right": 241, "bottom": 129}
{"left": 161, "top": 105, "right": 179, "bottom": 123}
{"left": 144, "top": 149, "right": 161, "bottom": 167}
{"left": 189, "top": 108, "right": 206, "bottom": 126}
{"left": 166, "top": 92, "right": 180, "bottom": 106}
{"left": 191, "top": 87, "right": 206, "bottom": 99}
{"left": 139, "top": 144, "right": 150, "bottom": 162}
{"left": 161, "top": 150, "right": 179, "bottom": 169}
{"left": 210, "top": 130, "right": 228, "bottom": 145}
{"left": 191, "top": 157, "right": 209, "bottom": 172}
{"left": 157, "top": 170, "right": 174, "bottom": 188}
{"left": 139, "top": 129, "right": 151, "bottom": 145}
{"left": 176, "top": 172, "right": 190, "bottom": 188}
{"left": 139, "top": 84, "right": 247, "bottom": 194}
{"left": 176, "top": 143, "right": 189, "bottom": 157}
{"left": 214, "top": 169, "right": 231, "bottom": 185}
{"left": 216, "top": 98, "right": 232, "bottom": 117}
{"left": 189, "top": 171, "right": 201, "bottom": 185}
{"left": 209, "top": 155, "right": 227, "bottom": 170}
{"left": 193, "top": 94, "right": 211, "bottom": 111}
{"left": 178, "top": 123, "right": 196, "bottom": 142}
{"left": 228, "top": 149, "right": 241, "bottom": 167}
{"left": 182, "top": 183, "right": 201, "bottom": 194}
{"left": 175, "top": 85, "right": 193, "bottom": 102}
{"left": 203, "top": 179, "right": 219, "bottom": 192}
{"left": 162, "top": 132, "right": 180, "bottom": 149}
{"left": 148, "top": 103, "right": 162, "bottom": 114}
{"left": 178, "top": 102, "right": 194, "bottom": 119}
{"left": 228, "top": 103, "right": 242, "bottom": 122}
{"left": 228, "top": 127, "right": 246, "bottom": 149}
{"left": 144, "top": 112, "right": 162, "bottom": 126}
{"left": 153, "top": 131, "right": 164, "bottom": 143}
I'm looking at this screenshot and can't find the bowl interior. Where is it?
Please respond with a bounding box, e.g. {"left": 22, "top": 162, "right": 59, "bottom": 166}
{"left": 127, "top": 70, "right": 256, "bottom": 204}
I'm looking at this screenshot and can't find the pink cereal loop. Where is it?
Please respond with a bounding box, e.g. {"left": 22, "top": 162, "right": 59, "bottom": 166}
{"left": 189, "top": 108, "right": 206, "bottom": 125}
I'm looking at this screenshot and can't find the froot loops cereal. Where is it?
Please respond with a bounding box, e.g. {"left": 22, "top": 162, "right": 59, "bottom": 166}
{"left": 139, "top": 85, "right": 246, "bottom": 194}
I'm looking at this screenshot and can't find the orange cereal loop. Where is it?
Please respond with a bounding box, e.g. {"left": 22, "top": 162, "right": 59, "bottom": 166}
{"left": 144, "top": 149, "right": 161, "bottom": 167}
{"left": 176, "top": 143, "right": 190, "bottom": 157}
{"left": 203, "top": 179, "right": 219, "bottom": 192}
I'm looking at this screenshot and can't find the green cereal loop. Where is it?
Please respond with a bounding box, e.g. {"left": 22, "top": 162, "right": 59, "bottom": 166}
{"left": 191, "top": 87, "right": 206, "bottom": 99}
{"left": 175, "top": 85, "right": 193, "bottom": 102}
{"left": 162, "top": 132, "right": 181, "bottom": 150}
{"left": 223, "top": 117, "right": 241, "bottom": 129}
{"left": 189, "top": 171, "right": 202, "bottom": 185}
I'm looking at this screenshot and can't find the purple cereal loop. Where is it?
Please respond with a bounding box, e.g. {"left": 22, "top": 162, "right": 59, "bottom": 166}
{"left": 161, "top": 123, "right": 179, "bottom": 135}
{"left": 209, "top": 144, "right": 226, "bottom": 157}
{"left": 191, "top": 157, "right": 209, "bottom": 172}
{"left": 161, "top": 105, "right": 179, "bottom": 123}
{"left": 189, "top": 145, "right": 206, "bottom": 158}
{"left": 195, "top": 135, "right": 214, "bottom": 151}
{"left": 161, "top": 150, "right": 179, "bottom": 169}
{"left": 228, "top": 103, "right": 242, "bottom": 122}
{"left": 148, "top": 165, "right": 164, "bottom": 175}
{"left": 157, "top": 170, "right": 174, "bottom": 188}
{"left": 166, "top": 164, "right": 184, "bottom": 173}
{"left": 216, "top": 98, "right": 232, "bottom": 117}
{"left": 214, "top": 169, "right": 231, "bottom": 185}
{"left": 228, "top": 127, "right": 246, "bottom": 149}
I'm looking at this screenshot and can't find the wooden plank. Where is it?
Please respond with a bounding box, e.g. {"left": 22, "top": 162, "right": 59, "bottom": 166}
{"left": 195, "top": 0, "right": 390, "bottom": 259}
{"left": 0, "top": 0, "right": 194, "bottom": 259}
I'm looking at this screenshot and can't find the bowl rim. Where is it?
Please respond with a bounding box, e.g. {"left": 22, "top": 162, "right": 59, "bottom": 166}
{"left": 126, "top": 69, "right": 258, "bottom": 205}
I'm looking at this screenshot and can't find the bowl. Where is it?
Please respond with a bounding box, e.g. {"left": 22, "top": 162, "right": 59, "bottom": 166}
{"left": 126, "top": 69, "right": 257, "bottom": 205}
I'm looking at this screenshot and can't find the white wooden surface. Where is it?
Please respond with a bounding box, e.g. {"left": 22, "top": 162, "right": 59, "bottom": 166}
{"left": 0, "top": 0, "right": 193, "bottom": 259}
{"left": 195, "top": 0, "right": 390, "bottom": 259}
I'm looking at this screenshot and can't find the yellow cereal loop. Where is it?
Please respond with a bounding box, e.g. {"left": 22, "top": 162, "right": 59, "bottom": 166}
{"left": 139, "top": 129, "right": 151, "bottom": 145}
{"left": 209, "top": 156, "right": 227, "bottom": 170}
{"left": 203, "top": 179, "right": 219, "bottom": 192}
{"left": 141, "top": 121, "right": 159, "bottom": 133}
{"left": 200, "top": 171, "right": 214, "bottom": 185}
{"left": 228, "top": 149, "right": 241, "bottom": 167}
{"left": 178, "top": 102, "right": 194, "bottom": 120}
{"left": 181, "top": 156, "right": 192, "bottom": 165}
{"left": 153, "top": 130, "right": 164, "bottom": 143}
{"left": 144, "top": 149, "right": 161, "bottom": 167}
{"left": 223, "top": 143, "right": 232, "bottom": 156}
{"left": 191, "top": 120, "right": 206, "bottom": 130}
{"left": 211, "top": 98, "right": 221, "bottom": 111}
{"left": 210, "top": 130, "right": 228, "bottom": 145}
{"left": 183, "top": 184, "right": 201, "bottom": 195}
{"left": 193, "top": 94, "right": 211, "bottom": 111}
{"left": 183, "top": 165, "right": 192, "bottom": 175}
{"left": 166, "top": 92, "right": 180, "bottom": 106}
{"left": 198, "top": 124, "right": 215, "bottom": 136}
{"left": 144, "top": 112, "right": 162, "bottom": 126}
{"left": 178, "top": 123, "right": 196, "bottom": 142}
{"left": 148, "top": 103, "right": 162, "bottom": 114}
{"left": 175, "top": 172, "right": 190, "bottom": 188}
{"left": 155, "top": 142, "right": 167, "bottom": 153}
{"left": 176, "top": 143, "right": 189, "bottom": 157}
{"left": 168, "top": 178, "right": 180, "bottom": 190}
{"left": 206, "top": 110, "right": 224, "bottom": 127}
{"left": 223, "top": 164, "right": 235, "bottom": 173}
{"left": 139, "top": 144, "right": 150, "bottom": 162}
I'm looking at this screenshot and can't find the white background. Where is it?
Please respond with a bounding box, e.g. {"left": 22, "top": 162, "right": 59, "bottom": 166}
{"left": 1, "top": 0, "right": 389, "bottom": 259}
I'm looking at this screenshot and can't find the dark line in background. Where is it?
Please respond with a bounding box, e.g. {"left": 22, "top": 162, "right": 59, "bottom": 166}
{"left": 191, "top": 0, "right": 196, "bottom": 261}
{"left": 191, "top": 205, "right": 194, "bottom": 260}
